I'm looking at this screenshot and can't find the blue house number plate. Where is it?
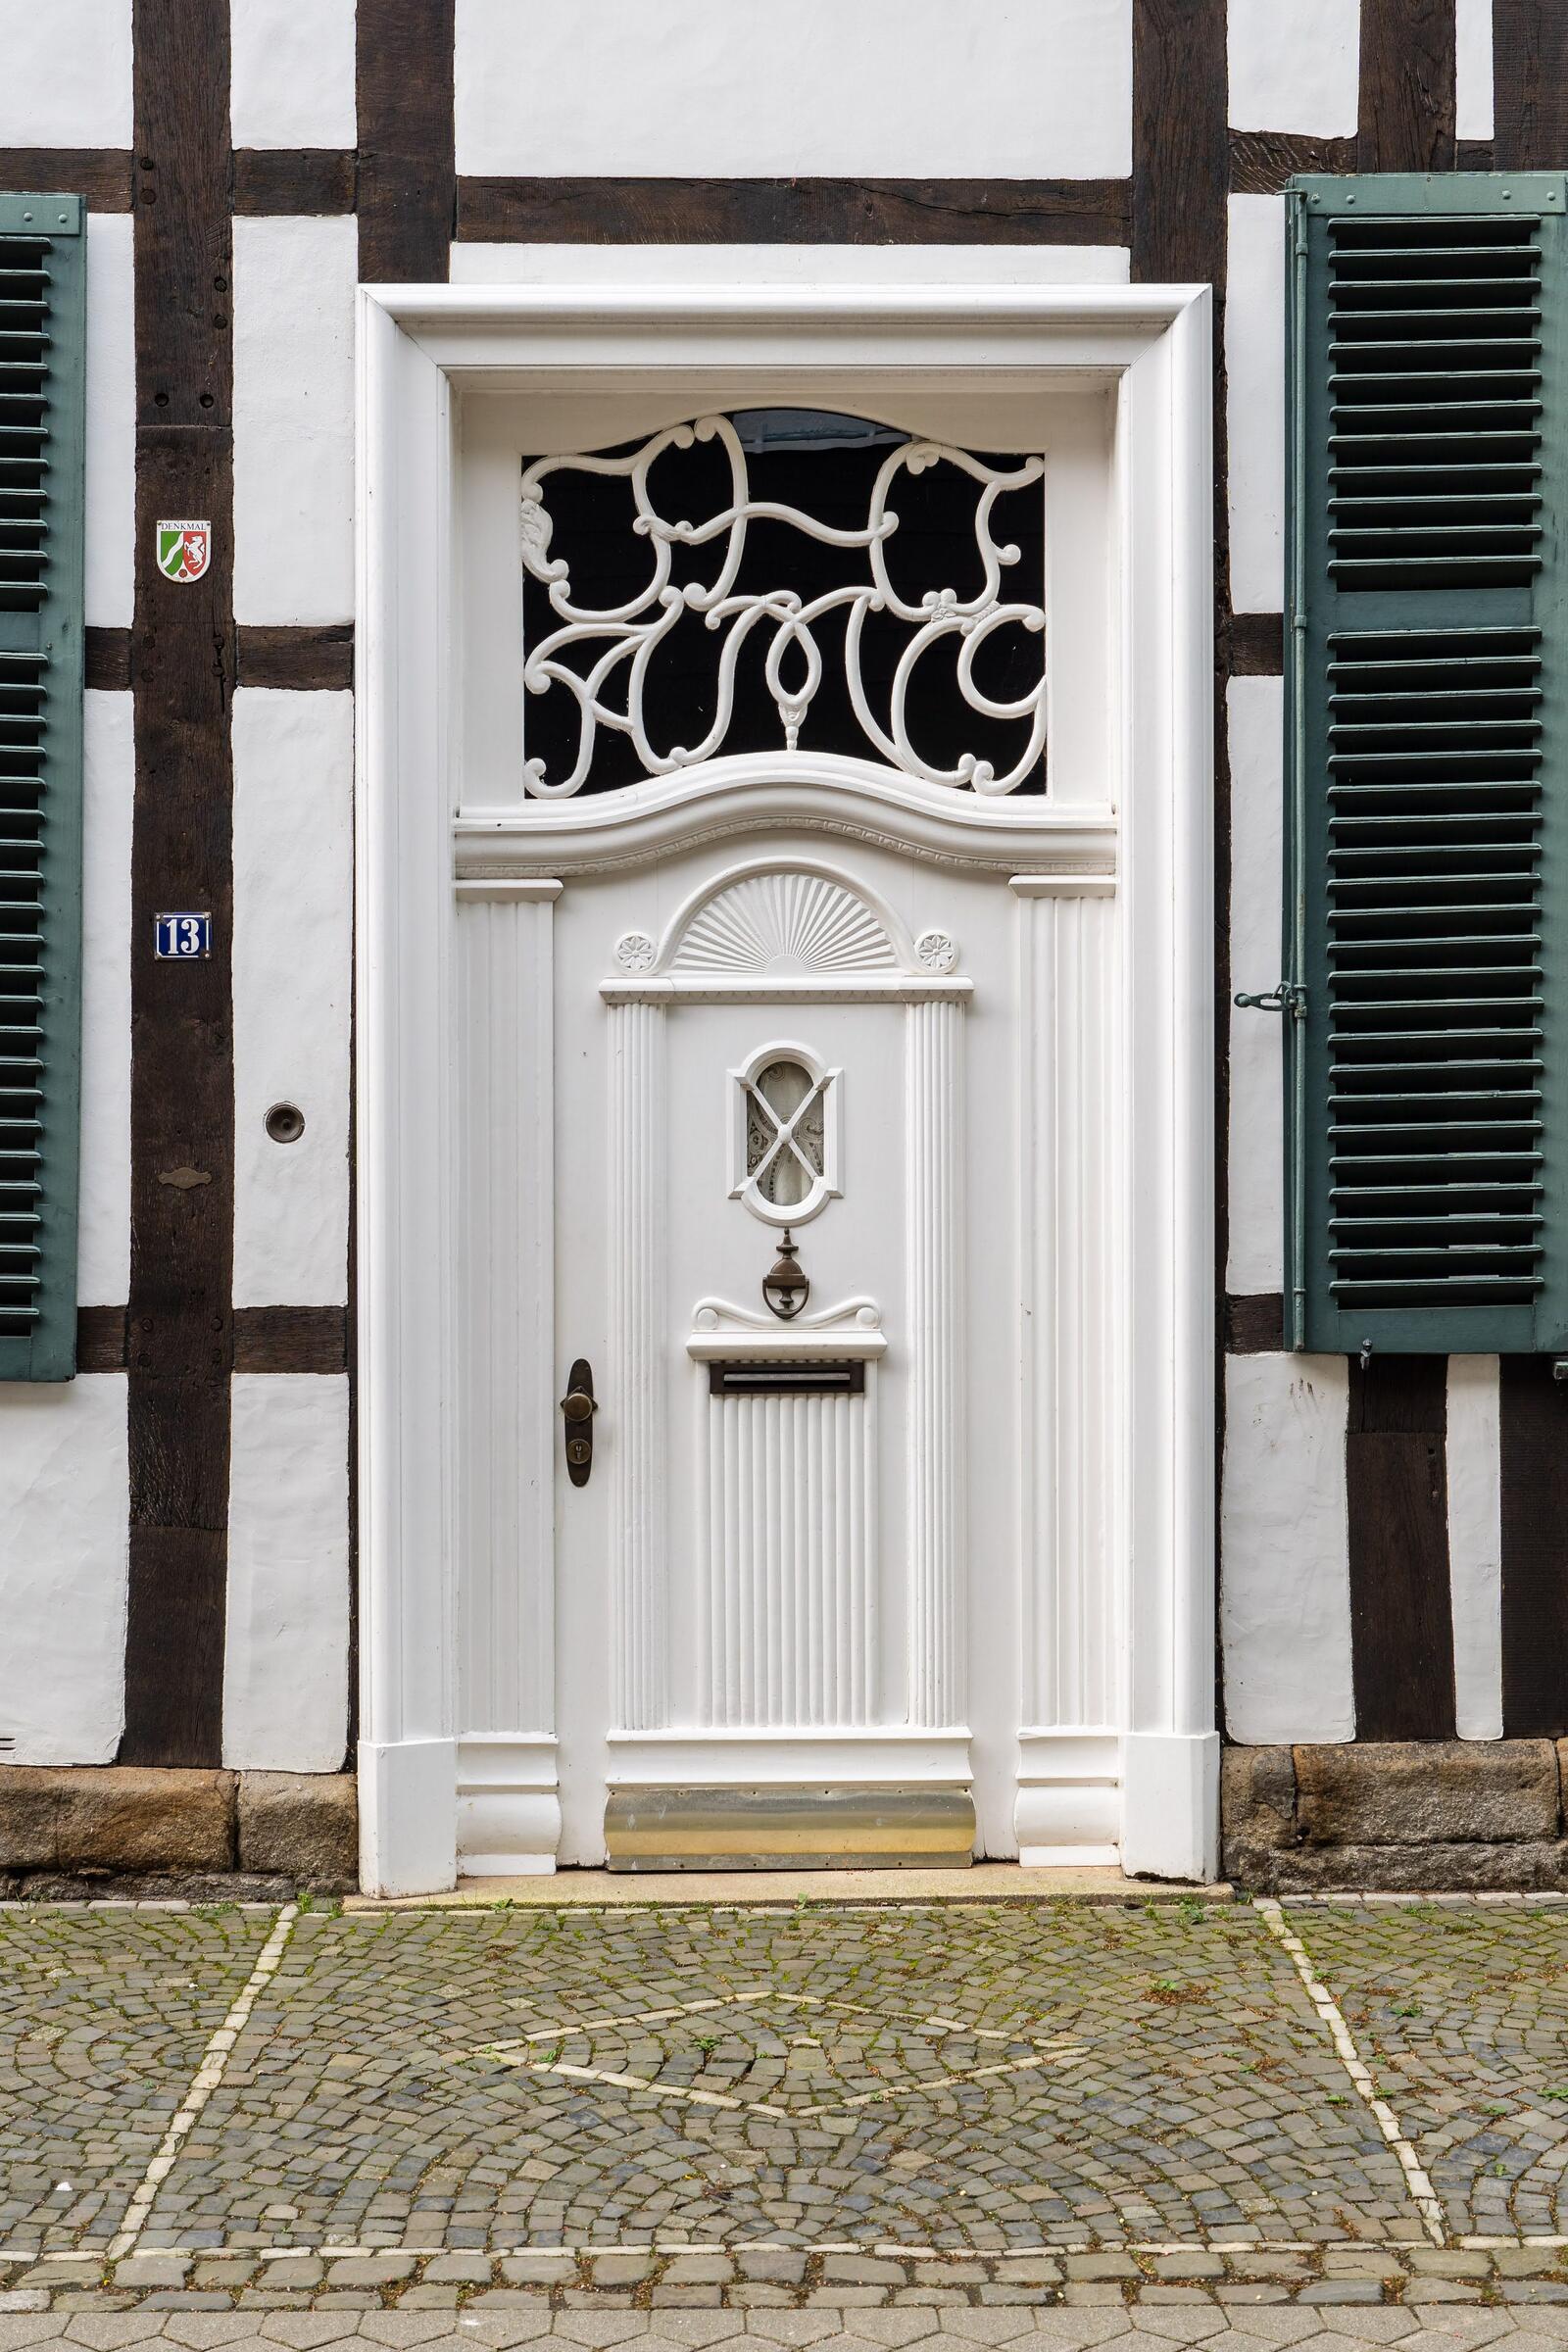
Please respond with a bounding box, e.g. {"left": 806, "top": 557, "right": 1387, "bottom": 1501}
{"left": 154, "top": 911, "right": 212, "bottom": 959}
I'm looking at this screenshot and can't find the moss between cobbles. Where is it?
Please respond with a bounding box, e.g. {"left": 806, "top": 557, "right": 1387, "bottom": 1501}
{"left": 7, "top": 2248, "right": 1568, "bottom": 2312}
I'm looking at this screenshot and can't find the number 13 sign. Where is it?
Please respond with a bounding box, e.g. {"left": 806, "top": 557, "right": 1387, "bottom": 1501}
{"left": 155, "top": 912, "right": 212, "bottom": 959}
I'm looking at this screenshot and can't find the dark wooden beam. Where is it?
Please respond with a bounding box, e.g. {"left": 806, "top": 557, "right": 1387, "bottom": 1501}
{"left": 233, "top": 1305, "right": 349, "bottom": 1374}
{"left": 457, "top": 176, "right": 1134, "bottom": 249}
{"left": 1229, "top": 613, "right": 1285, "bottom": 677}
{"left": 1494, "top": 1, "right": 1568, "bottom": 169}
{"left": 1229, "top": 131, "right": 1355, "bottom": 193}
{"left": 357, "top": 0, "right": 455, "bottom": 281}
{"left": 76, "top": 1305, "right": 128, "bottom": 1372}
{"left": 85, "top": 627, "right": 132, "bottom": 692}
{"left": 1357, "top": 0, "right": 1457, "bottom": 172}
{"left": 0, "top": 150, "right": 134, "bottom": 211}
{"left": 1224, "top": 1295, "right": 1286, "bottom": 1353}
{"left": 236, "top": 624, "right": 354, "bottom": 692}
{"left": 1131, "top": 2, "right": 1230, "bottom": 1721}
{"left": 121, "top": 0, "right": 236, "bottom": 1772}
{"left": 1500, "top": 1358, "right": 1568, "bottom": 1734}
{"left": 233, "top": 149, "right": 357, "bottom": 217}
{"left": 1132, "top": 1, "right": 1228, "bottom": 284}
{"left": 1346, "top": 1358, "right": 1457, "bottom": 1740}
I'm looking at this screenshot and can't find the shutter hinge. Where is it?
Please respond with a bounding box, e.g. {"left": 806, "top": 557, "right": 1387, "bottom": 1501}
{"left": 1234, "top": 982, "right": 1307, "bottom": 1018}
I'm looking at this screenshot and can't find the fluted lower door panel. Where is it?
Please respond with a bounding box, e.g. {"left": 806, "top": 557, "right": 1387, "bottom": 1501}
{"left": 703, "top": 1384, "right": 877, "bottom": 1729}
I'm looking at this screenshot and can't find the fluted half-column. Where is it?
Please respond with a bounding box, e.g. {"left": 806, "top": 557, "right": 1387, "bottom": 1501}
{"left": 906, "top": 997, "right": 963, "bottom": 1727}
{"left": 611, "top": 1000, "right": 668, "bottom": 1729}
{"left": 455, "top": 884, "right": 559, "bottom": 1740}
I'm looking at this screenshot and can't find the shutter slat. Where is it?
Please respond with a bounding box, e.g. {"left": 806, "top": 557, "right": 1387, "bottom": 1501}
{"left": 1285, "top": 172, "right": 1568, "bottom": 1348}
{"left": 0, "top": 196, "right": 82, "bottom": 1379}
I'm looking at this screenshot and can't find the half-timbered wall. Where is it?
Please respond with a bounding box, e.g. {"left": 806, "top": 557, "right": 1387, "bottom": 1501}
{"left": 0, "top": 0, "right": 1563, "bottom": 1787}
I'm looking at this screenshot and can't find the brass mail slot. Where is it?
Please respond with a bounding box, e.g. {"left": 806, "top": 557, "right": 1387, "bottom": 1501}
{"left": 708, "top": 1358, "right": 865, "bottom": 1397}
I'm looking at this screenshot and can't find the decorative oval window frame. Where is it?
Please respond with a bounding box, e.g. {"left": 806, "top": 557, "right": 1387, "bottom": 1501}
{"left": 729, "top": 1040, "right": 842, "bottom": 1228}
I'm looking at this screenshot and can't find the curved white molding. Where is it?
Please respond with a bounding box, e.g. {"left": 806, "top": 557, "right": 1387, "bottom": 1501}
{"left": 688, "top": 1296, "right": 886, "bottom": 1361}
{"left": 456, "top": 755, "right": 1116, "bottom": 879}
{"left": 518, "top": 414, "right": 1046, "bottom": 797}
{"left": 456, "top": 1735, "right": 562, "bottom": 1876}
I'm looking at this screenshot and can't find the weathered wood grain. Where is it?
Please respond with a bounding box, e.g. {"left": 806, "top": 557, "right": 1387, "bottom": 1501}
{"left": 457, "top": 177, "right": 1134, "bottom": 248}
{"left": 1494, "top": 2, "right": 1568, "bottom": 170}
{"left": 1225, "top": 1295, "right": 1287, "bottom": 1353}
{"left": 233, "top": 149, "right": 357, "bottom": 217}
{"left": 233, "top": 1306, "right": 349, "bottom": 1374}
{"left": 1230, "top": 613, "right": 1285, "bottom": 677}
{"left": 357, "top": 0, "right": 455, "bottom": 281}
{"left": 1347, "top": 1358, "right": 1457, "bottom": 1740}
{"left": 1358, "top": 0, "right": 1457, "bottom": 172}
{"left": 121, "top": 0, "right": 236, "bottom": 1771}
{"left": 0, "top": 150, "right": 134, "bottom": 210}
{"left": 84, "top": 628, "right": 132, "bottom": 691}
{"left": 1229, "top": 131, "right": 1356, "bottom": 193}
{"left": 236, "top": 625, "right": 354, "bottom": 692}
{"left": 76, "top": 1306, "right": 128, "bottom": 1372}
{"left": 1499, "top": 1357, "right": 1568, "bottom": 1735}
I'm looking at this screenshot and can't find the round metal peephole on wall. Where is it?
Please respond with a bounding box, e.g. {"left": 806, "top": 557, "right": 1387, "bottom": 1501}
{"left": 265, "top": 1102, "right": 306, "bottom": 1145}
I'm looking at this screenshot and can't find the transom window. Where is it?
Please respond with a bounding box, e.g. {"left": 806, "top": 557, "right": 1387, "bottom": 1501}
{"left": 519, "top": 408, "right": 1047, "bottom": 799}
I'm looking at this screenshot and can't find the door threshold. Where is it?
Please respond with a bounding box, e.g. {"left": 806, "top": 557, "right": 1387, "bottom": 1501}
{"left": 348, "top": 1862, "right": 1232, "bottom": 1909}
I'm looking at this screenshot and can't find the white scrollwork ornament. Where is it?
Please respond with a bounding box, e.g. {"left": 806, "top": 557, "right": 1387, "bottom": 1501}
{"left": 914, "top": 928, "right": 958, "bottom": 973}
{"left": 613, "top": 930, "right": 657, "bottom": 972}
{"left": 519, "top": 415, "right": 1047, "bottom": 799}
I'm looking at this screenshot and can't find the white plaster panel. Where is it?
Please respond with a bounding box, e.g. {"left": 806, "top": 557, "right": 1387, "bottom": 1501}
{"left": 452, "top": 242, "right": 1133, "bottom": 287}
{"left": 455, "top": 0, "right": 1133, "bottom": 178}
{"left": 1227, "top": 677, "right": 1284, "bottom": 1296}
{"left": 1228, "top": 195, "right": 1286, "bottom": 616}
{"left": 232, "top": 690, "right": 352, "bottom": 1305}
{"left": 78, "top": 692, "right": 132, "bottom": 1307}
{"left": 1447, "top": 1356, "right": 1503, "bottom": 1742}
{"left": 0, "top": 1377, "right": 128, "bottom": 1763}
{"left": 233, "top": 216, "right": 356, "bottom": 625}
{"left": 84, "top": 217, "right": 134, "bottom": 632}
{"left": 1456, "top": 0, "right": 1495, "bottom": 141}
{"left": 223, "top": 1373, "right": 350, "bottom": 1771}
{"left": 0, "top": 0, "right": 131, "bottom": 145}
{"left": 1221, "top": 1354, "right": 1353, "bottom": 1744}
{"left": 1228, "top": 0, "right": 1359, "bottom": 135}
{"left": 231, "top": 0, "right": 357, "bottom": 148}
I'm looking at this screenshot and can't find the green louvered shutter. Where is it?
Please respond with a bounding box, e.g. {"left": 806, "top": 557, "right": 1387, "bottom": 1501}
{"left": 1284, "top": 172, "right": 1568, "bottom": 1355}
{"left": 0, "top": 195, "right": 84, "bottom": 1382}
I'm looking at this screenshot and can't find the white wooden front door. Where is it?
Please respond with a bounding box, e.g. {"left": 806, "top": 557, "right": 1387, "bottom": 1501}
{"left": 450, "top": 387, "right": 1125, "bottom": 1873}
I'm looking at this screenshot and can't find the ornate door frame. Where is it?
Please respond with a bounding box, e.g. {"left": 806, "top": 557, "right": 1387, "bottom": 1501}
{"left": 354, "top": 269, "right": 1216, "bottom": 1895}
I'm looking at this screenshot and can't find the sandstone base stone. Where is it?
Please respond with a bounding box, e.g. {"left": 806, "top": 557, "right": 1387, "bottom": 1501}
{"left": 0, "top": 1765, "right": 236, "bottom": 1872}
{"left": 1297, "top": 1739, "right": 1559, "bottom": 1845}
{"left": 237, "top": 1771, "right": 358, "bottom": 1886}
{"left": 1222, "top": 1739, "right": 1568, "bottom": 1891}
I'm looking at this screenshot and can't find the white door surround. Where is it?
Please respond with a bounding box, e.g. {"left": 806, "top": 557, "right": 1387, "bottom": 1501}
{"left": 354, "top": 268, "right": 1217, "bottom": 1896}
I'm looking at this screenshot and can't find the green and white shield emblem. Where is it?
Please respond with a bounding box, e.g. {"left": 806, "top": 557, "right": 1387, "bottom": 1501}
{"left": 156, "top": 518, "right": 211, "bottom": 583}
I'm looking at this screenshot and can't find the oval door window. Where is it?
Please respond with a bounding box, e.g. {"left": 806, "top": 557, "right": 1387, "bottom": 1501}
{"left": 731, "top": 1045, "right": 841, "bottom": 1226}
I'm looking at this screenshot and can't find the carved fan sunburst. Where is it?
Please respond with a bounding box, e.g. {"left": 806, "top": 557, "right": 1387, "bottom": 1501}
{"left": 670, "top": 872, "right": 899, "bottom": 977}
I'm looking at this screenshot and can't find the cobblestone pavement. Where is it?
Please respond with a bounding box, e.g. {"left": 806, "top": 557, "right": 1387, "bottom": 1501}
{"left": 1285, "top": 1905, "right": 1568, "bottom": 2240}
{"left": 4, "top": 1894, "right": 1568, "bottom": 2338}
{"left": 9, "top": 2308, "right": 1568, "bottom": 2352}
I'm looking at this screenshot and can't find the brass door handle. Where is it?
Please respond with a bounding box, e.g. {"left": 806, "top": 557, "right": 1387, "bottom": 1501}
{"left": 561, "top": 1358, "right": 596, "bottom": 1486}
